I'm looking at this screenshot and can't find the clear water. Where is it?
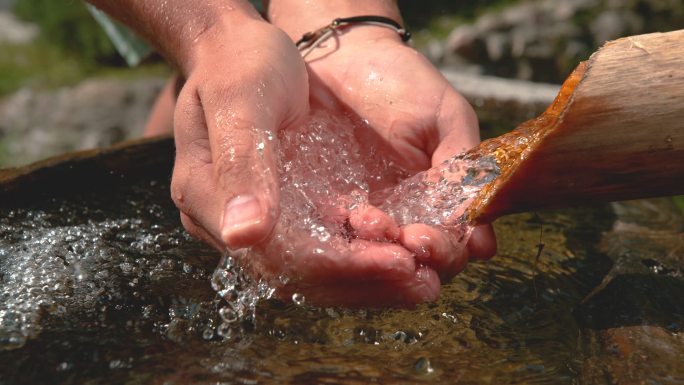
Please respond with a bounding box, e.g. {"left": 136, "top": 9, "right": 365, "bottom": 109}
{"left": 2, "top": 112, "right": 683, "bottom": 384}
{"left": 0, "top": 181, "right": 216, "bottom": 352}
{"left": 212, "top": 110, "right": 500, "bottom": 322}
{"left": 3, "top": 171, "right": 684, "bottom": 384}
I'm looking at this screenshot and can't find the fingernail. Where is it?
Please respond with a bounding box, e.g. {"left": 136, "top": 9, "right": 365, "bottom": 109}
{"left": 222, "top": 195, "right": 262, "bottom": 234}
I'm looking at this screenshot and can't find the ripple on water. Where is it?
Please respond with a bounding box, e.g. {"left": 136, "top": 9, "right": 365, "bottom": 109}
{"left": 5, "top": 110, "right": 676, "bottom": 384}
{"left": 212, "top": 109, "right": 500, "bottom": 314}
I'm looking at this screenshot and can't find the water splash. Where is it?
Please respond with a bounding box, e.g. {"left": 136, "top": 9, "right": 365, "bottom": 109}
{"left": 378, "top": 153, "right": 499, "bottom": 227}
{"left": 212, "top": 109, "right": 500, "bottom": 314}
{"left": 0, "top": 182, "right": 215, "bottom": 351}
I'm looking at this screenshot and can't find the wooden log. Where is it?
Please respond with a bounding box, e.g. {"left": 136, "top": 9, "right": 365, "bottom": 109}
{"left": 469, "top": 29, "right": 684, "bottom": 223}
{"left": 0, "top": 135, "right": 174, "bottom": 206}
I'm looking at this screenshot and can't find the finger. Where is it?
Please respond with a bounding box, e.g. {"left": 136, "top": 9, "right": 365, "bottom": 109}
{"left": 179, "top": 212, "right": 224, "bottom": 251}
{"left": 468, "top": 224, "right": 497, "bottom": 261}
{"left": 399, "top": 223, "right": 469, "bottom": 279}
{"left": 306, "top": 239, "right": 417, "bottom": 283}
{"left": 259, "top": 237, "right": 417, "bottom": 285}
{"left": 199, "top": 76, "right": 305, "bottom": 249}
{"left": 278, "top": 265, "right": 441, "bottom": 308}
{"left": 208, "top": 104, "right": 279, "bottom": 248}
{"left": 431, "top": 89, "right": 481, "bottom": 166}
{"left": 349, "top": 204, "right": 400, "bottom": 242}
{"left": 172, "top": 83, "right": 227, "bottom": 245}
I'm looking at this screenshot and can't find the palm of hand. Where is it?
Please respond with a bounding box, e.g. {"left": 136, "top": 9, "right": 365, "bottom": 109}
{"left": 280, "top": 37, "right": 497, "bottom": 302}
{"left": 238, "top": 109, "right": 442, "bottom": 307}
{"left": 307, "top": 37, "right": 481, "bottom": 171}
{"left": 243, "top": 64, "right": 479, "bottom": 307}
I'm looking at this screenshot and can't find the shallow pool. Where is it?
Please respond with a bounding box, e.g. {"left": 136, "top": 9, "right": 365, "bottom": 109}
{"left": 1, "top": 146, "right": 682, "bottom": 384}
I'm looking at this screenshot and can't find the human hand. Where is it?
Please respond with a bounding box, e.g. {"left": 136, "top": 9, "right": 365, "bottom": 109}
{"left": 228, "top": 110, "right": 443, "bottom": 307}
{"left": 170, "top": 17, "right": 309, "bottom": 251}
{"left": 268, "top": 0, "right": 497, "bottom": 289}
{"left": 88, "top": 0, "right": 313, "bottom": 249}
{"left": 166, "top": 12, "right": 438, "bottom": 307}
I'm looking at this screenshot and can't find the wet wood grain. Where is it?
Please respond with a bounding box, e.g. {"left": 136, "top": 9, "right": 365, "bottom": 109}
{"left": 471, "top": 29, "right": 684, "bottom": 223}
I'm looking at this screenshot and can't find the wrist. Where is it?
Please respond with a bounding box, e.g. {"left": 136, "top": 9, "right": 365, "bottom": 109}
{"left": 87, "top": 1, "right": 265, "bottom": 71}
{"left": 267, "top": 0, "right": 403, "bottom": 43}
{"left": 180, "top": 11, "right": 268, "bottom": 75}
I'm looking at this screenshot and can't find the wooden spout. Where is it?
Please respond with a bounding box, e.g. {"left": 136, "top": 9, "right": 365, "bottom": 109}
{"left": 469, "top": 29, "right": 684, "bottom": 224}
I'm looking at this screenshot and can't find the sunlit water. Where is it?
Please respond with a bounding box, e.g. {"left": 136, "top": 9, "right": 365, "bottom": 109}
{"left": 0, "top": 172, "right": 632, "bottom": 384}
{"left": 2, "top": 111, "right": 683, "bottom": 383}
{"left": 212, "top": 110, "right": 499, "bottom": 324}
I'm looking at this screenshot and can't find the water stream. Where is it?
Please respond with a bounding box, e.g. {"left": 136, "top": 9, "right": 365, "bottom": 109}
{"left": 1, "top": 110, "right": 683, "bottom": 384}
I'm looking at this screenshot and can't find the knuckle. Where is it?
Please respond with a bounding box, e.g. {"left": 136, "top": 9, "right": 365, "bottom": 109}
{"left": 170, "top": 167, "right": 190, "bottom": 212}
{"left": 179, "top": 212, "right": 195, "bottom": 231}
{"left": 179, "top": 212, "right": 201, "bottom": 237}
{"left": 213, "top": 149, "right": 253, "bottom": 182}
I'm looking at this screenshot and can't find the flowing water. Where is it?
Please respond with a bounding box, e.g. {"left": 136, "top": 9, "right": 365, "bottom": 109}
{"left": 211, "top": 110, "right": 500, "bottom": 317}
{"left": 1, "top": 110, "right": 683, "bottom": 384}
{"left": 0, "top": 176, "right": 610, "bottom": 384}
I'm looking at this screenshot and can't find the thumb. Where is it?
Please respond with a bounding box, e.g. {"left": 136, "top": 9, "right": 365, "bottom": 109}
{"left": 431, "top": 90, "right": 480, "bottom": 166}
{"left": 202, "top": 88, "right": 293, "bottom": 250}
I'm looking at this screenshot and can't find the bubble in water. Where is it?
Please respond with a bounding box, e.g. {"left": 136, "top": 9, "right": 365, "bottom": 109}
{"left": 0, "top": 184, "right": 201, "bottom": 350}
{"left": 109, "top": 359, "right": 131, "bottom": 370}
{"left": 202, "top": 327, "right": 214, "bottom": 340}
{"left": 218, "top": 307, "right": 238, "bottom": 324}
{"left": 414, "top": 357, "right": 435, "bottom": 375}
{"left": 291, "top": 293, "right": 306, "bottom": 306}
{"left": 210, "top": 109, "right": 499, "bottom": 315}
{"left": 393, "top": 331, "right": 408, "bottom": 342}
{"left": 216, "top": 323, "right": 233, "bottom": 340}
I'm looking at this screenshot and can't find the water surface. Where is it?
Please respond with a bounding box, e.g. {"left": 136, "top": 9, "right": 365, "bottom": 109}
{"left": 7, "top": 172, "right": 680, "bottom": 384}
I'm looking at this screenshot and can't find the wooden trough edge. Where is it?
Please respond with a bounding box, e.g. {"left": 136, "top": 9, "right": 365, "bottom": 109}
{"left": 0, "top": 135, "right": 174, "bottom": 206}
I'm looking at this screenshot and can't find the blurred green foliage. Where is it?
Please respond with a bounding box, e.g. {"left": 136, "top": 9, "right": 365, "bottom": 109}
{"left": 674, "top": 196, "right": 684, "bottom": 215}
{"left": 13, "top": 0, "right": 120, "bottom": 66}
{"left": 2, "top": 0, "right": 169, "bottom": 96}
{"left": 399, "top": 0, "right": 517, "bottom": 27}
{"left": 398, "top": 0, "right": 519, "bottom": 47}
{"left": 0, "top": 42, "right": 89, "bottom": 95}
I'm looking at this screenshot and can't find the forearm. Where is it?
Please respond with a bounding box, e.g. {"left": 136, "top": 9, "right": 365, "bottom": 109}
{"left": 86, "top": 0, "right": 263, "bottom": 71}
{"left": 266, "top": 0, "right": 403, "bottom": 42}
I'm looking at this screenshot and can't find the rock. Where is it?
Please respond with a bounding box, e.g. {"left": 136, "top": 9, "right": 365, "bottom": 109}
{"left": 441, "top": 67, "right": 560, "bottom": 134}
{"left": 442, "top": 0, "right": 684, "bottom": 83}
{"left": 0, "top": 11, "right": 38, "bottom": 45}
{"left": 590, "top": 9, "right": 644, "bottom": 44}
{"left": 446, "top": 25, "right": 484, "bottom": 62}
{"left": 582, "top": 326, "right": 684, "bottom": 384}
{"left": 0, "top": 77, "right": 166, "bottom": 167}
{"left": 576, "top": 199, "right": 684, "bottom": 384}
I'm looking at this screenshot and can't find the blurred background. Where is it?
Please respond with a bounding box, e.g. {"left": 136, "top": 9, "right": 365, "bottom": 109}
{"left": 0, "top": 0, "right": 683, "bottom": 167}
{"left": 1, "top": 4, "right": 684, "bottom": 382}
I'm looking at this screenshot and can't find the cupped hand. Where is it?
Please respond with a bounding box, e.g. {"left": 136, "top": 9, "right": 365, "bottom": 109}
{"left": 166, "top": 20, "right": 436, "bottom": 307}
{"left": 170, "top": 19, "right": 309, "bottom": 251}
{"left": 298, "top": 29, "right": 497, "bottom": 286}
{"left": 246, "top": 204, "right": 442, "bottom": 308}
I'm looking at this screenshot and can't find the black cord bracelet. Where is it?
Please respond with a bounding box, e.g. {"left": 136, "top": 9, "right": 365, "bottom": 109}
{"left": 296, "top": 15, "right": 411, "bottom": 57}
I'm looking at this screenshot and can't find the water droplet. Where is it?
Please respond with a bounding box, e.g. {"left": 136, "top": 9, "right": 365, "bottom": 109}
{"left": 219, "top": 306, "right": 238, "bottom": 323}
{"left": 414, "top": 357, "right": 435, "bottom": 375}
{"left": 216, "top": 323, "right": 233, "bottom": 339}
{"left": 109, "top": 359, "right": 130, "bottom": 369}
{"left": 291, "top": 293, "right": 306, "bottom": 306}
